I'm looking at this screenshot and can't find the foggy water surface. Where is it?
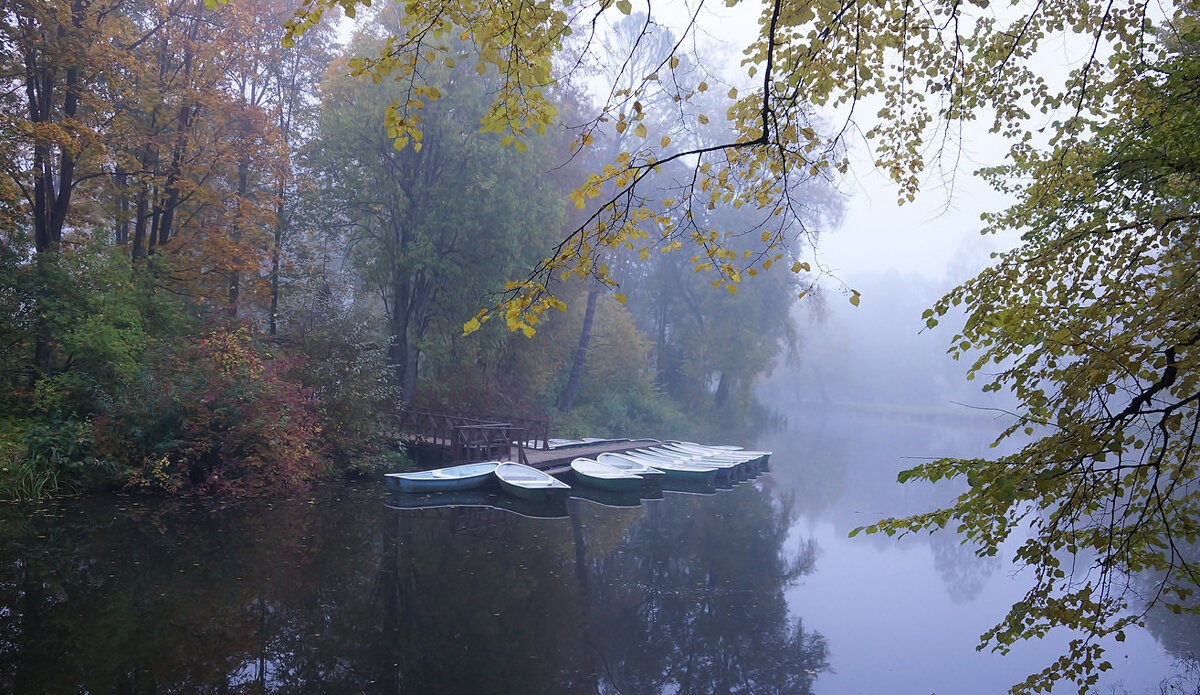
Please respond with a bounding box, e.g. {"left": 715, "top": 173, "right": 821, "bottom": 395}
{"left": 0, "top": 410, "right": 1193, "bottom": 694}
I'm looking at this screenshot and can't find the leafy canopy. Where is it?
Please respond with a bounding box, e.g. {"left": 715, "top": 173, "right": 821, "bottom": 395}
{"left": 852, "top": 9, "right": 1200, "bottom": 695}
{"left": 274, "top": 0, "right": 1181, "bottom": 336}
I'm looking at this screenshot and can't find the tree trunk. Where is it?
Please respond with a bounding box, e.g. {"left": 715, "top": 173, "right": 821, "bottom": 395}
{"left": 228, "top": 153, "right": 249, "bottom": 316}
{"left": 559, "top": 288, "right": 600, "bottom": 412}
{"left": 115, "top": 169, "right": 130, "bottom": 244}
{"left": 714, "top": 371, "right": 731, "bottom": 410}
{"left": 268, "top": 179, "right": 284, "bottom": 334}
{"left": 389, "top": 273, "right": 412, "bottom": 403}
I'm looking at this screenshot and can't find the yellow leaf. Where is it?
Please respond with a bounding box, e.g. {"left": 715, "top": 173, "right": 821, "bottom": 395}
{"left": 727, "top": 87, "right": 738, "bottom": 99}
{"left": 849, "top": 293, "right": 861, "bottom": 307}
{"left": 614, "top": 293, "right": 626, "bottom": 305}
{"left": 635, "top": 123, "right": 647, "bottom": 138}
{"left": 661, "top": 135, "right": 671, "bottom": 147}
{"left": 616, "top": 0, "right": 632, "bottom": 13}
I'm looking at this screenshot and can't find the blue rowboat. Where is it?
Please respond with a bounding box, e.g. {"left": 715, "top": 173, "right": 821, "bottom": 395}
{"left": 494, "top": 462, "right": 571, "bottom": 502}
{"left": 385, "top": 461, "right": 501, "bottom": 493}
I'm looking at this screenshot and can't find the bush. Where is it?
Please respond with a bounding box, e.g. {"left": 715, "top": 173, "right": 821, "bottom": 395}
{"left": 274, "top": 285, "right": 406, "bottom": 477}
{"left": 0, "top": 417, "right": 114, "bottom": 499}
{"left": 95, "top": 324, "right": 325, "bottom": 495}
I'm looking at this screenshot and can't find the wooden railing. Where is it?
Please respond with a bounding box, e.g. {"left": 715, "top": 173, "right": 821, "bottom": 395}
{"left": 495, "top": 414, "right": 549, "bottom": 451}
{"left": 397, "top": 407, "right": 547, "bottom": 465}
{"left": 452, "top": 423, "right": 520, "bottom": 463}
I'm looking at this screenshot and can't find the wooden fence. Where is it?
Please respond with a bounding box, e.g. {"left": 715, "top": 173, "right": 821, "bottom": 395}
{"left": 396, "top": 407, "right": 550, "bottom": 466}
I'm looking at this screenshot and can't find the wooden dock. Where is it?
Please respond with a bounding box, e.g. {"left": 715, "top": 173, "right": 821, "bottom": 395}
{"left": 396, "top": 405, "right": 657, "bottom": 473}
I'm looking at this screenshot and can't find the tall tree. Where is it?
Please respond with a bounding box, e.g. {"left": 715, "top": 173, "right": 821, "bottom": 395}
{"left": 308, "top": 16, "right": 564, "bottom": 398}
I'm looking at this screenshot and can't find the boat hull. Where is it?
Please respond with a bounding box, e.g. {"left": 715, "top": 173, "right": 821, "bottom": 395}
{"left": 495, "top": 462, "right": 571, "bottom": 502}
{"left": 385, "top": 462, "right": 500, "bottom": 493}
{"left": 571, "top": 459, "right": 644, "bottom": 493}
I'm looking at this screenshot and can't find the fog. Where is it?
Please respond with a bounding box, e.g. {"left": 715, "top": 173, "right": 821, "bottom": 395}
{"left": 745, "top": 244, "right": 1196, "bottom": 694}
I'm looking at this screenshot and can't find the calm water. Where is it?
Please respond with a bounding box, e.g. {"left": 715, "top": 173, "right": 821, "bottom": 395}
{"left": 0, "top": 411, "right": 1194, "bottom": 694}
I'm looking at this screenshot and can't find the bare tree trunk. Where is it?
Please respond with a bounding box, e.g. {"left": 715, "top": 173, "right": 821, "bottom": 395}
{"left": 714, "top": 371, "right": 731, "bottom": 410}
{"left": 559, "top": 288, "right": 600, "bottom": 412}
{"left": 228, "top": 153, "right": 249, "bottom": 316}
{"left": 268, "top": 179, "right": 284, "bottom": 334}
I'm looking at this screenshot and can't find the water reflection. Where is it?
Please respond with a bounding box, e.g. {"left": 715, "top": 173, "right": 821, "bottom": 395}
{"left": 571, "top": 490, "right": 827, "bottom": 694}
{"left": 758, "top": 407, "right": 1186, "bottom": 695}
{"left": 0, "top": 481, "right": 824, "bottom": 693}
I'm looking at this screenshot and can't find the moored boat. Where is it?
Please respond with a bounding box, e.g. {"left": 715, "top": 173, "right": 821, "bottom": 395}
{"left": 618, "top": 452, "right": 719, "bottom": 485}
{"left": 660, "top": 444, "right": 763, "bottom": 476}
{"left": 570, "top": 458, "right": 643, "bottom": 493}
{"left": 595, "top": 453, "right": 667, "bottom": 479}
{"left": 635, "top": 448, "right": 740, "bottom": 479}
{"left": 494, "top": 462, "right": 571, "bottom": 502}
{"left": 385, "top": 461, "right": 501, "bottom": 493}
{"left": 670, "top": 442, "right": 772, "bottom": 468}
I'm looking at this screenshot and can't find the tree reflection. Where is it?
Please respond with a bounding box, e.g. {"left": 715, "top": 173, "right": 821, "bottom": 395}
{"left": 929, "top": 528, "right": 999, "bottom": 604}
{"left": 0, "top": 482, "right": 826, "bottom": 693}
{"left": 573, "top": 486, "right": 829, "bottom": 694}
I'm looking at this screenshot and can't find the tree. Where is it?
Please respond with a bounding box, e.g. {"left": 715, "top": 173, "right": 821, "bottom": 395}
{"left": 854, "top": 15, "right": 1200, "bottom": 695}
{"left": 279, "top": 0, "right": 1200, "bottom": 691}
{"left": 307, "top": 14, "right": 565, "bottom": 398}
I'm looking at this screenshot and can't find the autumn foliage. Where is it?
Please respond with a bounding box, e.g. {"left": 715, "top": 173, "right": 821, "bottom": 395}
{"left": 94, "top": 325, "right": 324, "bottom": 495}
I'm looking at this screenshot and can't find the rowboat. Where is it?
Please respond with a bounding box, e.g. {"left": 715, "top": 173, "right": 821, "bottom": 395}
{"left": 635, "top": 448, "right": 741, "bottom": 479}
{"left": 595, "top": 453, "right": 667, "bottom": 479}
{"left": 617, "top": 452, "right": 719, "bottom": 485}
{"left": 494, "top": 462, "right": 571, "bottom": 502}
{"left": 658, "top": 444, "right": 762, "bottom": 476}
{"left": 669, "top": 442, "right": 772, "bottom": 469}
{"left": 666, "top": 443, "right": 756, "bottom": 461}
{"left": 571, "top": 458, "right": 643, "bottom": 493}
{"left": 385, "top": 461, "right": 500, "bottom": 493}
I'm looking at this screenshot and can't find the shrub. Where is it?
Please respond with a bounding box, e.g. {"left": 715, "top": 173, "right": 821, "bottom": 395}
{"left": 95, "top": 324, "right": 325, "bottom": 495}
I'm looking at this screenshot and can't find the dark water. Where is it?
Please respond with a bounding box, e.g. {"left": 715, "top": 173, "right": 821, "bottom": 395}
{"left": 0, "top": 477, "right": 821, "bottom": 693}
{"left": 0, "top": 411, "right": 1195, "bottom": 694}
